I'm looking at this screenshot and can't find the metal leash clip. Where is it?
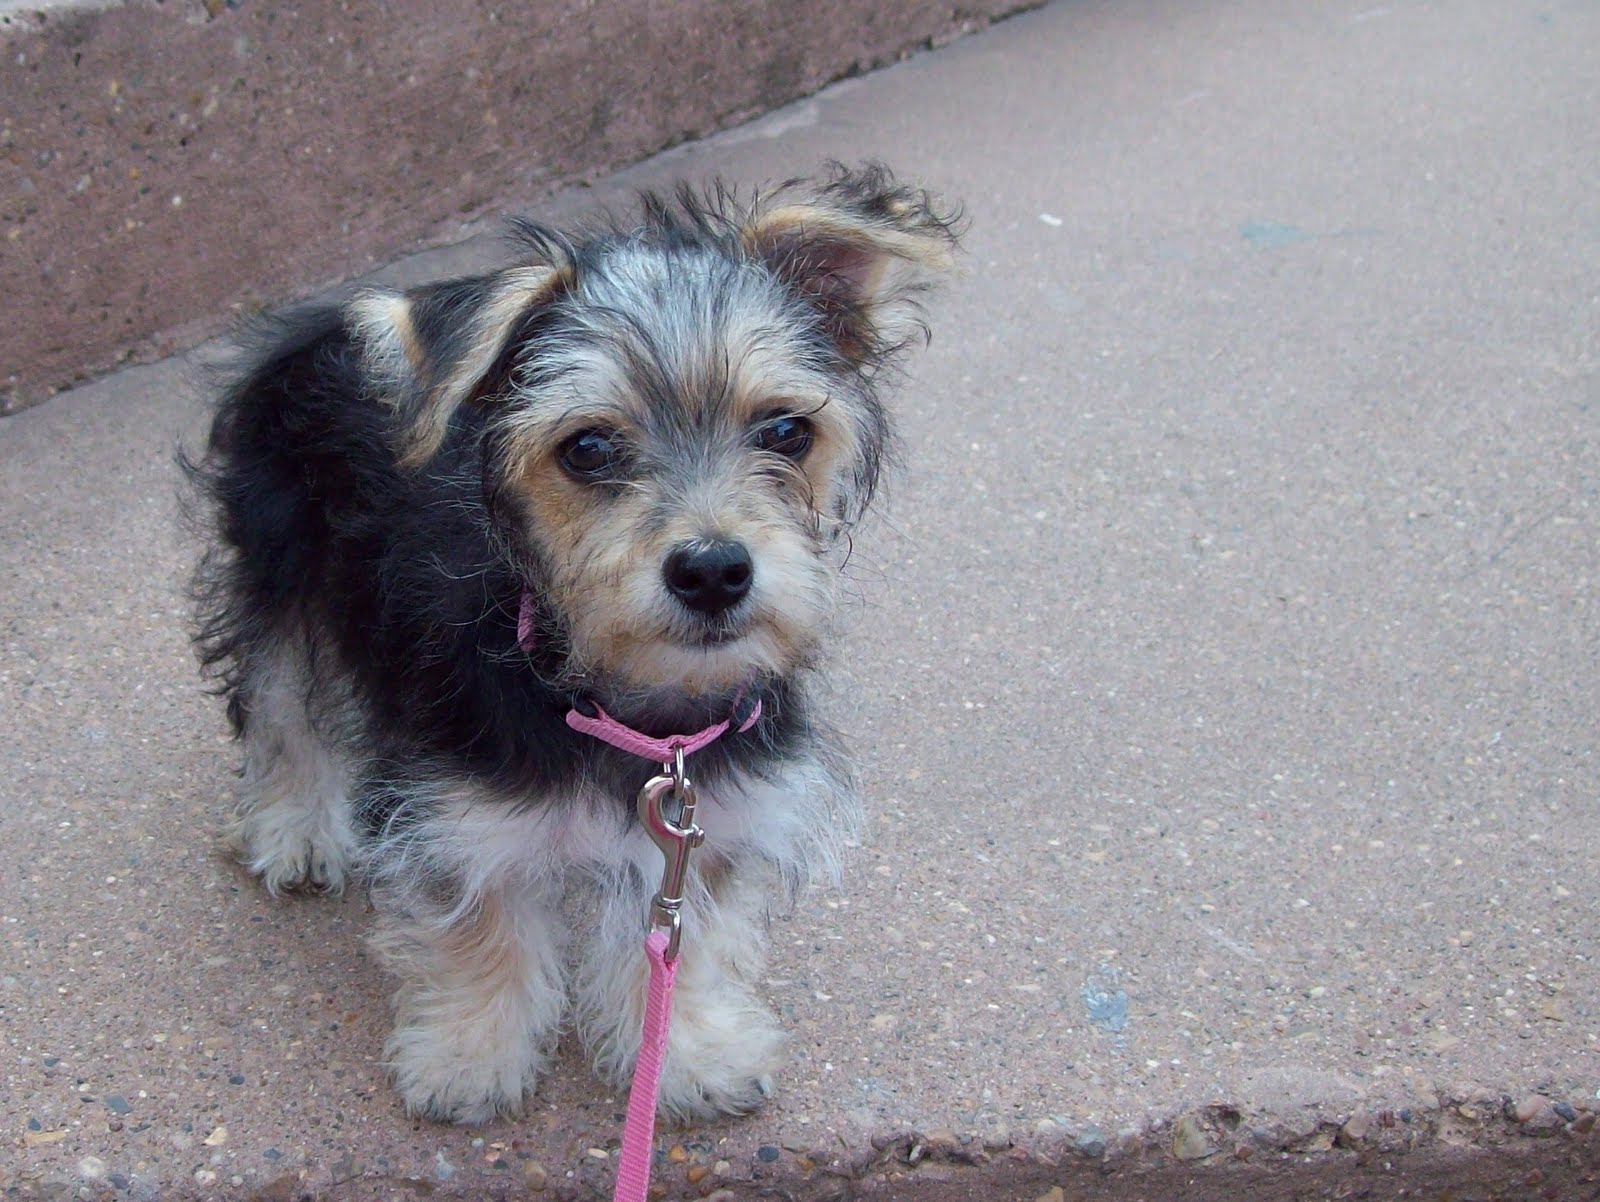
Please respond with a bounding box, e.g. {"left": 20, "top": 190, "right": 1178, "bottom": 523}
{"left": 636, "top": 746, "right": 703, "bottom": 961}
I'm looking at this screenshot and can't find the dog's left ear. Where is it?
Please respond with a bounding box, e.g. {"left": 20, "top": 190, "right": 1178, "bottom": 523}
{"left": 348, "top": 265, "right": 566, "bottom": 469}
{"left": 742, "top": 166, "right": 960, "bottom": 364}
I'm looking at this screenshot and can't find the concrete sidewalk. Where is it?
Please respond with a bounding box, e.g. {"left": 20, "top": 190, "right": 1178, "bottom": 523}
{"left": 3, "top": 2, "right": 1597, "bottom": 1199}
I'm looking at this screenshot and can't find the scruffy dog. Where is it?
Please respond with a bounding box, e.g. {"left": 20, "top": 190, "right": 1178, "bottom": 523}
{"left": 187, "top": 165, "right": 958, "bottom": 1124}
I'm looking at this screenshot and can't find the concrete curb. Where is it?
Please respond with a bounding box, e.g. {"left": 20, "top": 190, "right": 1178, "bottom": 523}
{"left": 186, "top": 1097, "right": 1599, "bottom": 1202}
{"left": 0, "top": 0, "right": 1029, "bottom": 413}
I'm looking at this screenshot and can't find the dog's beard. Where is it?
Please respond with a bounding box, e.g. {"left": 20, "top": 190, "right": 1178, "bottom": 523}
{"left": 550, "top": 537, "right": 836, "bottom": 700}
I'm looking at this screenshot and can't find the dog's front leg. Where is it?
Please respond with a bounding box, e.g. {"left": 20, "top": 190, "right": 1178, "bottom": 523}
{"left": 573, "top": 856, "right": 786, "bottom": 1120}
{"left": 373, "top": 876, "right": 566, "bottom": 1124}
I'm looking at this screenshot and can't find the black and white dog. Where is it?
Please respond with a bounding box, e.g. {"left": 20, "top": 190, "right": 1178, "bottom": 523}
{"left": 187, "top": 165, "right": 958, "bottom": 1124}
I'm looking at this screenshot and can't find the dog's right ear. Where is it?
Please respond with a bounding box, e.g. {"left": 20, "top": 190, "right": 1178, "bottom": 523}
{"left": 347, "top": 265, "right": 566, "bottom": 469}
{"left": 741, "top": 165, "right": 960, "bottom": 365}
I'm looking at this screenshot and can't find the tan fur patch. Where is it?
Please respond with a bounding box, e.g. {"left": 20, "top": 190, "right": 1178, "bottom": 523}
{"left": 348, "top": 289, "right": 418, "bottom": 379}
{"left": 438, "top": 890, "right": 523, "bottom": 997}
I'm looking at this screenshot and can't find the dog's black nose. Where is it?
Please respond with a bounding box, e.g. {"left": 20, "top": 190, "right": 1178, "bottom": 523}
{"left": 663, "top": 540, "right": 753, "bottom": 615}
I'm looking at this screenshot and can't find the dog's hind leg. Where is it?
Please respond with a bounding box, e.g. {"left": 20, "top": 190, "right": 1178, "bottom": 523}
{"left": 227, "top": 635, "right": 361, "bottom": 895}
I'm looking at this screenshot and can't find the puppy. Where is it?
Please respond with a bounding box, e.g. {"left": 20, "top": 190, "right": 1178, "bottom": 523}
{"left": 187, "top": 164, "right": 958, "bottom": 1124}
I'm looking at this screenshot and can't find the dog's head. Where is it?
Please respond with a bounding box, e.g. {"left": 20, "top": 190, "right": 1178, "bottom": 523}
{"left": 349, "top": 166, "right": 959, "bottom": 699}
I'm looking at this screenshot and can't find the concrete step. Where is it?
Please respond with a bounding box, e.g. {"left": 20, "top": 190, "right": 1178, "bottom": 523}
{"left": 3, "top": 2, "right": 1597, "bottom": 1199}
{"left": 0, "top": 0, "right": 1023, "bottom": 413}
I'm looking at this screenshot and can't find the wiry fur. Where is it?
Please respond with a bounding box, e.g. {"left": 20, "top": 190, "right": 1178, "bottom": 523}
{"left": 185, "top": 164, "right": 959, "bottom": 1123}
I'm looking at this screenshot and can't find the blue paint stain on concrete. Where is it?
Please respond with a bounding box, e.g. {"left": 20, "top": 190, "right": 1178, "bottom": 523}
{"left": 1240, "top": 220, "right": 1314, "bottom": 249}
{"left": 1083, "top": 969, "right": 1129, "bottom": 1034}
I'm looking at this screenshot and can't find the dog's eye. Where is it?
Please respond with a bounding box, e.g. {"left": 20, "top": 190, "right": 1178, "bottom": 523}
{"left": 558, "top": 429, "right": 623, "bottom": 479}
{"left": 752, "top": 415, "right": 813, "bottom": 460}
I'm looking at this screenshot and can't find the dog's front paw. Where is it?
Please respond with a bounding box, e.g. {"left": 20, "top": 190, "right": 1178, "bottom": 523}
{"left": 229, "top": 793, "right": 358, "bottom": 896}
{"left": 654, "top": 990, "right": 786, "bottom": 1121}
{"left": 386, "top": 1020, "right": 539, "bottom": 1125}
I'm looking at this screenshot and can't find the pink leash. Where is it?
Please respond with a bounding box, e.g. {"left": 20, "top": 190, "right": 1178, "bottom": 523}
{"left": 612, "top": 931, "right": 677, "bottom": 1202}
{"left": 607, "top": 762, "right": 710, "bottom": 1202}
{"left": 522, "top": 591, "right": 753, "bottom": 1202}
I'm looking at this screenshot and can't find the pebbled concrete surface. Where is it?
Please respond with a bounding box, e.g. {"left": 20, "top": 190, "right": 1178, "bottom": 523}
{"left": 3, "top": 1, "right": 1598, "bottom": 1199}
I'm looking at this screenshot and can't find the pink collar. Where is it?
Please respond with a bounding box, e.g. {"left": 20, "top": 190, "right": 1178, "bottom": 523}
{"left": 520, "top": 588, "right": 762, "bottom": 763}
{"left": 565, "top": 696, "right": 762, "bottom": 763}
